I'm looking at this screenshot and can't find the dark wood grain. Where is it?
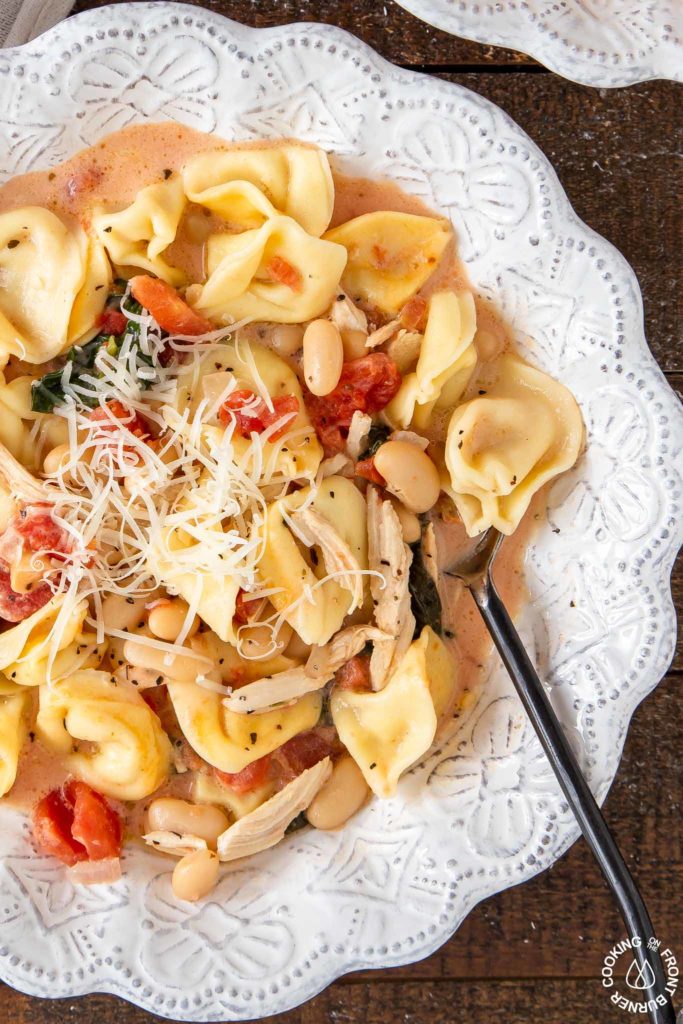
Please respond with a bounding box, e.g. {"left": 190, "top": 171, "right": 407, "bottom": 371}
{"left": 4, "top": 1, "right": 681, "bottom": 1022}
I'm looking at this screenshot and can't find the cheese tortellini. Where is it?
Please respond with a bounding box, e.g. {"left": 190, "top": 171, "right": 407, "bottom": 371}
{"left": 182, "top": 144, "right": 334, "bottom": 236}
{"left": 36, "top": 670, "right": 172, "bottom": 800}
{"left": 445, "top": 353, "right": 584, "bottom": 535}
{"left": 188, "top": 215, "right": 347, "bottom": 324}
{"left": 257, "top": 476, "right": 369, "bottom": 647}
{"left": 0, "top": 207, "right": 88, "bottom": 365}
{"left": 0, "top": 597, "right": 89, "bottom": 681}
{"left": 167, "top": 680, "right": 321, "bottom": 773}
{"left": 93, "top": 173, "right": 186, "bottom": 286}
{"left": 324, "top": 211, "right": 451, "bottom": 315}
{"left": 331, "top": 626, "right": 452, "bottom": 797}
{"left": 67, "top": 235, "right": 113, "bottom": 345}
{"left": 386, "top": 290, "right": 477, "bottom": 429}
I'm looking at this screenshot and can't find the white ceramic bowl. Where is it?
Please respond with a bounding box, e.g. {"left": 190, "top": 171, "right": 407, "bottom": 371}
{"left": 394, "top": 0, "right": 683, "bottom": 87}
{"left": 0, "top": 4, "right": 680, "bottom": 1019}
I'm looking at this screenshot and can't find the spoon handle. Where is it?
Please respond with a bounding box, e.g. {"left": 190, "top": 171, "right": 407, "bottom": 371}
{"left": 469, "top": 574, "right": 676, "bottom": 1024}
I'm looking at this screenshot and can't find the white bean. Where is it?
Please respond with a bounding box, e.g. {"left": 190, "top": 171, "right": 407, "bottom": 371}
{"left": 303, "top": 320, "right": 343, "bottom": 396}
{"left": 148, "top": 598, "right": 199, "bottom": 643}
{"left": 102, "top": 594, "right": 149, "bottom": 633}
{"left": 271, "top": 323, "right": 304, "bottom": 357}
{"left": 340, "top": 327, "right": 368, "bottom": 361}
{"left": 147, "top": 798, "right": 229, "bottom": 846}
{"left": 306, "top": 755, "right": 370, "bottom": 830}
{"left": 42, "top": 443, "right": 71, "bottom": 476}
{"left": 123, "top": 638, "right": 212, "bottom": 682}
{"left": 172, "top": 848, "right": 220, "bottom": 902}
{"left": 389, "top": 498, "right": 422, "bottom": 544}
{"left": 373, "top": 440, "right": 441, "bottom": 514}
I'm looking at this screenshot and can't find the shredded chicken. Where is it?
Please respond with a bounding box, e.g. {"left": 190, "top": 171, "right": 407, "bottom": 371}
{"left": 366, "top": 487, "right": 415, "bottom": 690}
{"left": 291, "top": 506, "right": 364, "bottom": 612}
{"left": 320, "top": 452, "right": 354, "bottom": 478}
{"left": 386, "top": 329, "right": 423, "bottom": 374}
{"left": 306, "top": 623, "right": 391, "bottom": 678}
{"left": 223, "top": 665, "right": 333, "bottom": 714}
{"left": 365, "top": 319, "right": 401, "bottom": 349}
{"left": 216, "top": 758, "right": 332, "bottom": 862}
{"left": 329, "top": 291, "right": 368, "bottom": 334}
{"left": 142, "top": 830, "right": 208, "bottom": 857}
{"left": 346, "top": 410, "right": 372, "bottom": 461}
{"left": 389, "top": 429, "right": 429, "bottom": 451}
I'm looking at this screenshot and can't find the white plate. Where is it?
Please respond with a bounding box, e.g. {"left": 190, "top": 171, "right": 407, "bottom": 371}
{"left": 0, "top": 4, "right": 680, "bottom": 1019}
{"left": 394, "top": 0, "right": 683, "bottom": 87}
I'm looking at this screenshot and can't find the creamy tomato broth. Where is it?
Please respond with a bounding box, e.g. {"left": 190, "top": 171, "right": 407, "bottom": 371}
{"left": 0, "top": 122, "right": 581, "bottom": 895}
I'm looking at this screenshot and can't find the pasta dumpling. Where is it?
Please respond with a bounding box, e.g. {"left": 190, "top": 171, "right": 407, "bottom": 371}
{"left": 67, "top": 235, "right": 112, "bottom": 345}
{"left": 256, "top": 476, "right": 368, "bottom": 647}
{"left": 0, "top": 683, "right": 31, "bottom": 796}
{"left": 0, "top": 597, "right": 89, "bottom": 680}
{"left": 386, "top": 290, "right": 477, "bottom": 429}
{"left": 188, "top": 214, "right": 347, "bottom": 324}
{"left": 324, "top": 211, "right": 451, "bottom": 315}
{"left": 167, "top": 680, "right": 321, "bottom": 773}
{"left": 331, "top": 625, "right": 446, "bottom": 797}
{"left": 93, "top": 174, "right": 186, "bottom": 286}
{"left": 182, "top": 144, "right": 334, "bottom": 236}
{"left": 36, "top": 670, "right": 172, "bottom": 800}
{"left": 0, "top": 207, "right": 85, "bottom": 365}
{"left": 7, "top": 631, "right": 106, "bottom": 688}
{"left": 445, "top": 353, "right": 584, "bottom": 536}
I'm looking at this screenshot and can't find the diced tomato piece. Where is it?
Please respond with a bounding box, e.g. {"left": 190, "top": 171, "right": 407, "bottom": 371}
{"left": 265, "top": 256, "right": 303, "bottom": 292}
{"left": 399, "top": 295, "right": 428, "bottom": 332}
{"left": 355, "top": 456, "right": 386, "bottom": 486}
{"left": 0, "top": 570, "right": 52, "bottom": 622}
{"left": 334, "top": 654, "right": 372, "bottom": 692}
{"left": 215, "top": 755, "right": 272, "bottom": 794}
{"left": 32, "top": 781, "right": 122, "bottom": 867}
{"left": 305, "top": 353, "right": 402, "bottom": 455}
{"left": 0, "top": 505, "right": 70, "bottom": 564}
{"left": 272, "top": 727, "right": 338, "bottom": 783}
{"left": 219, "top": 389, "right": 299, "bottom": 442}
{"left": 89, "top": 399, "right": 150, "bottom": 439}
{"left": 66, "top": 780, "right": 122, "bottom": 861}
{"left": 98, "top": 309, "right": 128, "bottom": 336}
{"left": 33, "top": 789, "right": 86, "bottom": 866}
{"left": 234, "top": 587, "right": 260, "bottom": 625}
{"left": 130, "top": 275, "right": 213, "bottom": 337}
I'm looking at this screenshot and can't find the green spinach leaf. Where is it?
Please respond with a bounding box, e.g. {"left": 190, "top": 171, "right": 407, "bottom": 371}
{"left": 409, "top": 539, "right": 442, "bottom": 636}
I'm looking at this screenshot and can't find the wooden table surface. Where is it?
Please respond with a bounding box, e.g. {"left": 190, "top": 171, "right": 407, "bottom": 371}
{"left": 4, "top": 2, "right": 681, "bottom": 1022}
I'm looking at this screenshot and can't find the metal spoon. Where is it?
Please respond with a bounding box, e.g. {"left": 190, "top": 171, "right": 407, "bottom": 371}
{"left": 446, "top": 529, "right": 677, "bottom": 1024}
